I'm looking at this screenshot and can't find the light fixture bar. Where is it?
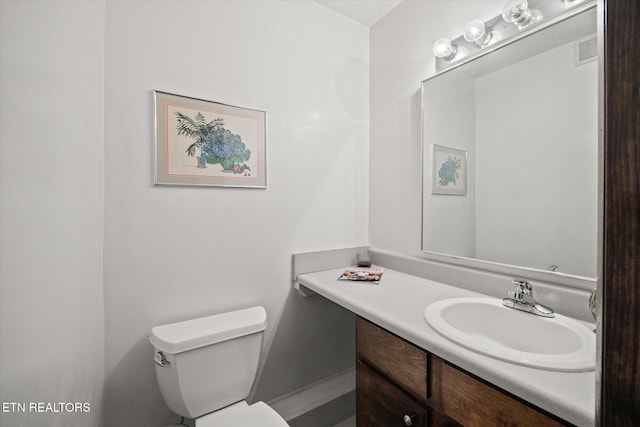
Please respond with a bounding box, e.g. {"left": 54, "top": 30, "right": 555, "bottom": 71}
{"left": 432, "top": 0, "right": 595, "bottom": 73}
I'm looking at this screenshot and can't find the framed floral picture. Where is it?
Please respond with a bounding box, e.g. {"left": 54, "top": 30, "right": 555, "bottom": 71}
{"left": 154, "top": 91, "right": 266, "bottom": 188}
{"left": 431, "top": 144, "right": 467, "bottom": 195}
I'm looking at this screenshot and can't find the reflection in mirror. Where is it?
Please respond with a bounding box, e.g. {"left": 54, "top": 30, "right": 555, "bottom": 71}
{"left": 421, "top": 5, "right": 597, "bottom": 279}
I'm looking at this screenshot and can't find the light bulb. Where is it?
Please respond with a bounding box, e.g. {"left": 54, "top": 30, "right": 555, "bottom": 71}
{"left": 432, "top": 38, "right": 457, "bottom": 60}
{"left": 463, "top": 19, "right": 492, "bottom": 46}
{"left": 502, "top": 0, "right": 542, "bottom": 29}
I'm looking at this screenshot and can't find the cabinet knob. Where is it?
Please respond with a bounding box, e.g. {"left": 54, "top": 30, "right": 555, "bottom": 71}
{"left": 403, "top": 414, "right": 416, "bottom": 426}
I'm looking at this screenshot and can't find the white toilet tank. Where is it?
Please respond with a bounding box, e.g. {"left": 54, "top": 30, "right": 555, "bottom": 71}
{"left": 149, "top": 306, "right": 267, "bottom": 419}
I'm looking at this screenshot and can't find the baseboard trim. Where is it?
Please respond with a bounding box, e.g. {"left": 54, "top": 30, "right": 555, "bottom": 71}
{"left": 268, "top": 367, "right": 355, "bottom": 423}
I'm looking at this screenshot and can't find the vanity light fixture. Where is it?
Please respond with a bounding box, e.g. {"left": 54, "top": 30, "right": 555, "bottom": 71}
{"left": 432, "top": 37, "right": 457, "bottom": 60}
{"left": 432, "top": 0, "right": 595, "bottom": 72}
{"left": 502, "top": 0, "right": 542, "bottom": 29}
{"left": 463, "top": 19, "right": 493, "bottom": 47}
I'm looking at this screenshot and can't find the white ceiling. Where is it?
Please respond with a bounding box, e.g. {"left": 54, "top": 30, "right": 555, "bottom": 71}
{"left": 314, "top": 0, "right": 403, "bottom": 27}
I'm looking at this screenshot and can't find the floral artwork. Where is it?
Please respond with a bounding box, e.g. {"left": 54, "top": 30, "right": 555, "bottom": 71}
{"left": 154, "top": 91, "right": 266, "bottom": 188}
{"left": 431, "top": 145, "right": 467, "bottom": 195}
{"left": 175, "top": 112, "right": 252, "bottom": 175}
{"left": 438, "top": 156, "right": 462, "bottom": 187}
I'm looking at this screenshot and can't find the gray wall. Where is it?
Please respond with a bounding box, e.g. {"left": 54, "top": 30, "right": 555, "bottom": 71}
{"left": 1, "top": 1, "right": 368, "bottom": 426}
{"left": 103, "top": 1, "right": 368, "bottom": 426}
{"left": 0, "top": 1, "right": 106, "bottom": 426}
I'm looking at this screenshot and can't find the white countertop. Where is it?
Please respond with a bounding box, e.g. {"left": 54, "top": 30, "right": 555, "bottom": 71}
{"left": 297, "top": 267, "right": 595, "bottom": 426}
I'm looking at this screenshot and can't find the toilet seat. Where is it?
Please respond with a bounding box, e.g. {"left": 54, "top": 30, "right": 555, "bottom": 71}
{"left": 195, "top": 401, "right": 288, "bottom": 427}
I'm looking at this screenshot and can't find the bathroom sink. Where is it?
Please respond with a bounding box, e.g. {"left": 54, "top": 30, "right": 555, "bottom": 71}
{"left": 424, "top": 297, "right": 595, "bottom": 371}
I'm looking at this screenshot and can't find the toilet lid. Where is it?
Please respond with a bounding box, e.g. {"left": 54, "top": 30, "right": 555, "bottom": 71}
{"left": 196, "top": 401, "right": 288, "bottom": 427}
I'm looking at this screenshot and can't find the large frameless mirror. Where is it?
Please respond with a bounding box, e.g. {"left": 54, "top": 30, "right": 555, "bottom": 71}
{"left": 421, "top": 1, "right": 597, "bottom": 284}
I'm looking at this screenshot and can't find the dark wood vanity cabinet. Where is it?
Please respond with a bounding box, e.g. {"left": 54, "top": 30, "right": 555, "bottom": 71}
{"left": 357, "top": 361, "right": 428, "bottom": 426}
{"left": 355, "top": 316, "right": 568, "bottom": 427}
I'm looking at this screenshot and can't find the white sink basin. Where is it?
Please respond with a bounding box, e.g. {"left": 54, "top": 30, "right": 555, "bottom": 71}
{"left": 424, "top": 297, "right": 595, "bottom": 371}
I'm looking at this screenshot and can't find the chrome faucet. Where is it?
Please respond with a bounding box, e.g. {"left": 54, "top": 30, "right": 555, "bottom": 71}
{"left": 502, "top": 279, "right": 555, "bottom": 317}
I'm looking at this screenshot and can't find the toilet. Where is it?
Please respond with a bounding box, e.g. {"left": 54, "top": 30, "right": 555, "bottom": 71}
{"left": 149, "top": 306, "right": 288, "bottom": 427}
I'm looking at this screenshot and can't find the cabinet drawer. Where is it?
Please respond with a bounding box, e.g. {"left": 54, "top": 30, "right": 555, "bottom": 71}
{"left": 356, "top": 317, "right": 427, "bottom": 402}
{"left": 357, "top": 360, "right": 427, "bottom": 427}
{"left": 429, "top": 356, "right": 566, "bottom": 427}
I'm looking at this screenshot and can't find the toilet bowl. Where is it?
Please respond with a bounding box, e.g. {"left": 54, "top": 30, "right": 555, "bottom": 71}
{"left": 195, "top": 401, "right": 285, "bottom": 427}
{"left": 149, "top": 306, "right": 288, "bottom": 426}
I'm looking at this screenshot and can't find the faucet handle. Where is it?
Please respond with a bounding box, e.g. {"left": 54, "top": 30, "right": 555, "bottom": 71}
{"left": 512, "top": 279, "right": 532, "bottom": 295}
{"left": 509, "top": 279, "right": 533, "bottom": 302}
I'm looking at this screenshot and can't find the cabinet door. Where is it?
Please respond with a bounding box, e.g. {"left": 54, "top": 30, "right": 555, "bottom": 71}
{"left": 357, "top": 361, "right": 427, "bottom": 427}
{"left": 357, "top": 316, "right": 428, "bottom": 404}
{"left": 429, "top": 356, "right": 567, "bottom": 427}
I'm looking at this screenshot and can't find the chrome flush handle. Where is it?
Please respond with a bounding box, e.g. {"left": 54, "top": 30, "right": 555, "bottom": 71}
{"left": 154, "top": 351, "right": 170, "bottom": 368}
